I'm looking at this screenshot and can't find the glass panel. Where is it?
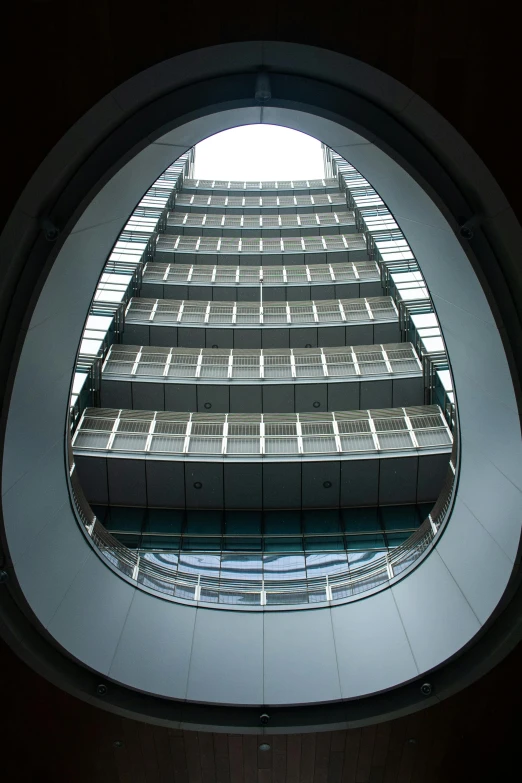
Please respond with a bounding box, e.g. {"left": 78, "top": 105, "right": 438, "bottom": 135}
{"left": 304, "top": 536, "right": 344, "bottom": 551}
{"left": 302, "top": 509, "right": 341, "bottom": 535}
{"left": 263, "top": 511, "right": 301, "bottom": 535}
{"left": 341, "top": 507, "right": 381, "bottom": 533}
{"left": 185, "top": 510, "right": 223, "bottom": 535}
{"left": 305, "top": 552, "right": 348, "bottom": 577}
{"left": 222, "top": 537, "right": 262, "bottom": 551}
{"left": 111, "top": 533, "right": 141, "bottom": 548}
{"left": 141, "top": 535, "right": 180, "bottom": 550}
{"left": 182, "top": 537, "right": 221, "bottom": 551}
{"left": 178, "top": 553, "right": 221, "bottom": 577}
{"left": 344, "top": 534, "right": 386, "bottom": 550}
{"left": 264, "top": 537, "right": 304, "bottom": 553}
{"left": 144, "top": 508, "right": 184, "bottom": 535}
{"left": 386, "top": 532, "right": 412, "bottom": 547}
{"left": 105, "top": 507, "right": 145, "bottom": 533}
{"left": 224, "top": 510, "right": 262, "bottom": 536}
{"left": 380, "top": 505, "right": 419, "bottom": 531}
{"left": 220, "top": 554, "right": 262, "bottom": 581}
{"left": 264, "top": 553, "right": 306, "bottom": 580}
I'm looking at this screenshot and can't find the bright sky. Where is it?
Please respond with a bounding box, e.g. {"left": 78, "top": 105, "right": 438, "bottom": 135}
{"left": 193, "top": 125, "right": 325, "bottom": 181}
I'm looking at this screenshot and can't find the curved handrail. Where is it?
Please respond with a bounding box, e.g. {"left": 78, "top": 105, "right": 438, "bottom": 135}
{"left": 69, "top": 446, "right": 457, "bottom": 608}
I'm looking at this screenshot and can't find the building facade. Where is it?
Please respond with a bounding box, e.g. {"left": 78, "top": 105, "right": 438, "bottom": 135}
{"left": 70, "top": 144, "right": 455, "bottom": 608}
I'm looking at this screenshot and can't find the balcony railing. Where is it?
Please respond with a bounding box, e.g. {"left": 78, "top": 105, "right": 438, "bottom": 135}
{"left": 69, "top": 447, "right": 457, "bottom": 608}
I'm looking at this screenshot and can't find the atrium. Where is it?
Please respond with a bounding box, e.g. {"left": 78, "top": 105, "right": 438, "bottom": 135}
{"left": 70, "top": 126, "right": 455, "bottom": 609}
{"left": 1, "top": 42, "right": 521, "bottom": 769}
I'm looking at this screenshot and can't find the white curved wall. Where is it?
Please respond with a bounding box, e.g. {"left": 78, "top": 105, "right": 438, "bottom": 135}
{"left": 2, "top": 47, "right": 521, "bottom": 710}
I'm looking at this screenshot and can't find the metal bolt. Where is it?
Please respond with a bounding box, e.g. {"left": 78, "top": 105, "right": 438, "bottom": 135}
{"left": 420, "top": 682, "right": 432, "bottom": 697}
{"left": 323, "top": 481, "right": 332, "bottom": 489}
{"left": 259, "top": 713, "right": 270, "bottom": 725}
{"left": 204, "top": 402, "right": 212, "bottom": 409}
{"left": 40, "top": 218, "right": 60, "bottom": 242}
{"left": 97, "top": 683, "right": 108, "bottom": 696}
{"left": 193, "top": 482, "right": 202, "bottom": 489}
{"left": 313, "top": 401, "right": 321, "bottom": 408}
{"left": 459, "top": 226, "right": 474, "bottom": 239}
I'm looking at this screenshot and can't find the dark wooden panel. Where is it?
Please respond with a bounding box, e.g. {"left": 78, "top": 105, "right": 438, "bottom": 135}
{"left": 356, "top": 726, "right": 376, "bottom": 782}
{"left": 272, "top": 735, "right": 287, "bottom": 783}
{"left": 228, "top": 735, "right": 243, "bottom": 783}
{"left": 300, "top": 732, "right": 316, "bottom": 783}
{"left": 184, "top": 731, "right": 202, "bottom": 783}
{"left": 342, "top": 730, "right": 361, "bottom": 783}
{"left": 170, "top": 732, "right": 190, "bottom": 783}
{"left": 213, "top": 734, "right": 230, "bottom": 783}
{"left": 286, "top": 734, "right": 302, "bottom": 783}
{"left": 313, "top": 731, "right": 331, "bottom": 783}
{"left": 198, "top": 732, "right": 216, "bottom": 783}
{"left": 242, "top": 734, "right": 258, "bottom": 783}
{"left": 153, "top": 726, "right": 175, "bottom": 783}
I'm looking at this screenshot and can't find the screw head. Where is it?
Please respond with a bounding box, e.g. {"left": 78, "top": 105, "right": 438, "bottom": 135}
{"left": 420, "top": 682, "right": 432, "bottom": 697}
{"left": 96, "top": 683, "right": 108, "bottom": 696}
{"left": 259, "top": 743, "right": 271, "bottom": 751}
{"left": 323, "top": 481, "right": 332, "bottom": 489}
{"left": 259, "top": 713, "right": 270, "bottom": 725}
{"left": 460, "top": 226, "right": 474, "bottom": 239}
{"left": 305, "top": 344, "right": 312, "bottom": 348}
{"left": 313, "top": 401, "right": 321, "bottom": 408}
{"left": 204, "top": 402, "right": 212, "bottom": 409}
{"left": 193, "top": 481, "right": 202, "bottom": 489}
{"left": 0, "top": 570, "right": 8, "bottom": 584}
{"left": 212, "top": 344, "right": 218, "bottom": 348}
{"left": 113, "top": 740, "right": 124, "bottom": 749}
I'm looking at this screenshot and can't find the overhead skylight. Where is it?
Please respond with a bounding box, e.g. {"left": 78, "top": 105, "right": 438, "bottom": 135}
{"left": 194, "top": 125, "right": 324, "bottom": 180}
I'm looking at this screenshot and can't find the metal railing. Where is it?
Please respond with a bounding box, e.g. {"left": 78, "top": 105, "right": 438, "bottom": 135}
{"left": 69, "top": 451, "right": 457, "bottom": 608}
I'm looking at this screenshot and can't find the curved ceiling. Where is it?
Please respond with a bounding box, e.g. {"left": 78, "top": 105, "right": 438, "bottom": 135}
{"left": 1, "top": 43, "right": 521, "bottom": 730}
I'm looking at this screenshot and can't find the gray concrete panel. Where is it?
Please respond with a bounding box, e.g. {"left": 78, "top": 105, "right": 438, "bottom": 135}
{"left": 165, "top": 383, "right": 197, "bottom": 412}
{"left": 75, "top": 455, "right": 109, "bottom": 505}
{"left": 416, "top": 453, "right": 450, "bottom": 502}
{"left": 149, "top": 325, "right": 177, "bottom": 347}
{"left": 263, "top": 609, "right": 341, "bottom": 704}
{"left": 47, "top": 552, "right": 135, "bottom": 675}
{"left": 145, "top": 460, "right": 185, "bottom": 507}
{"left": 187, "top": 609, "right": 263, "bottom": 705}
{"left": 224, "top": 462, "right": 263, "bottom": 508}
{"left": 185, "top": 462, "right": 224, "bottom": 509}
{"left": 101, "top": 379, "right": 132, "bottom": 409}
{"left": 360, "top": 379, "right": 393, "bottom": 409}
{"left": 302, "top": 461, "right": 341, "bottom": 508}
{"left": 177, "top": 327, "right": 205, "bottom": 348}
{"left": 205, "top": 328, "right": 233, "bottom": 349}
{"left": 109, "top": 590, "right": 196, "bottom": 699}
{"left": 196, "top": 384, "right": 230, "bottom": 413}
{"left": 230, "top": 385, "right": 262, "bottom": 414}
{"left": 378, "top": 457, "right": 418, "bottom": 505}
{"left": 392, "top": 377, "right": 424, "bottom": 407}
{"left": 262, "top": 384, "right": 294, "bottom": 413}
{"left": 263, "top": 462, "right": 302, "bottom": 508}
{"left": 332, "top": 589, "right": 418, "bottom": 698}
{"left": 340, "top": 460, "right": 379, "bottom": 506}
{"left": 132, "top": 381, "right": 165, "bottom": 411}
{"left": 107, "top": 458, "right": 147, "bottom": 506}
{"left": 392, "top": 551, "right": 481, "bottom": 674}
{"left": 234, "top": 329, "right": 261, "bottom": 348}
{"left": 327, "top": 382, "right": 360, "bottom": 411}
{"left": 295, "top": 383, "right": 327, "bottom": 412}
